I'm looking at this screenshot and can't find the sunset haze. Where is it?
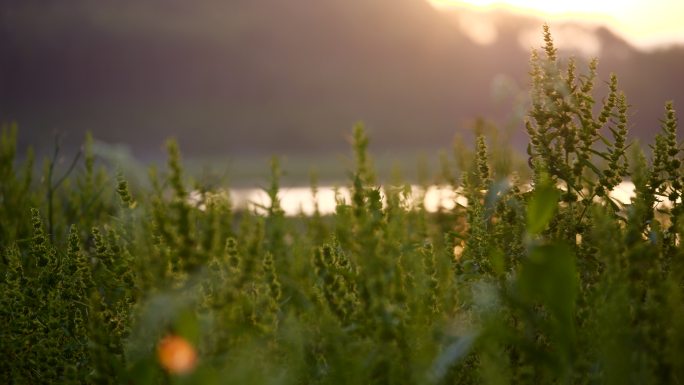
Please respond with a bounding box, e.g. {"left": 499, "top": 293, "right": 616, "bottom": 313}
{"left": 428, "top": 0, "right": 684, "bottom": 49}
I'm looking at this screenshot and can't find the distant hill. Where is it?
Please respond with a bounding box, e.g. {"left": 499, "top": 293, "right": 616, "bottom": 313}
{"left": 2, "top": 0, "right": 683, "bottom": 159}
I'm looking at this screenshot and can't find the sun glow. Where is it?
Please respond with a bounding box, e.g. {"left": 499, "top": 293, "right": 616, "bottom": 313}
{"left": 428, "top": 0, "right": 684, "bottom": 49}
{"left": 430, "top": 0, "right": 634, "bottom": 16}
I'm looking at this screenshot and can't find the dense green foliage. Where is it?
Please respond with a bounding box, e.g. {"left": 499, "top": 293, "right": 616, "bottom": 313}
{"left": 2, "top": 27, "right": 684, "bottom": 384}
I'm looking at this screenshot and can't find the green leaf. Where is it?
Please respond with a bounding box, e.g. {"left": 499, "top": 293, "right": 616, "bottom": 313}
{"left": 490, "top": 248, "right": 505, "bottom": 277}
{"left": 527, "top": 184, "right": 560, "bottom": 234}
{"left": 581, "top": 157, "right": 604, "bottom": 175}
{"left": 517, "top": 243, "right": 578, "bottom": 367}
{"left": 429, "top": 333, "right": 478, "bottom": 382}
{"left": 175, "top": 309, "right": 200, "bottom": 345}
{"left": 519, "top": 244, "right": 577, "bottom": 323}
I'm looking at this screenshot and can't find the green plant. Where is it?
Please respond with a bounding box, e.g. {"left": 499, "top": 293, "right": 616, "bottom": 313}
{"left": 1, "top": 25, "right": 683, "bottom": 385}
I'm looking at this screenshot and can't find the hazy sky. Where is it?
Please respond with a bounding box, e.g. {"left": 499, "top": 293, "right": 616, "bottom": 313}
{"left": 428, "top": 0, "right": 684, "bottom": 50}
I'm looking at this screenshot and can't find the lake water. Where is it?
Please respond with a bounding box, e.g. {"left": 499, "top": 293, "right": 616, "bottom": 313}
{"left": 190, "top": 181, "right": 640, "bottom": 216}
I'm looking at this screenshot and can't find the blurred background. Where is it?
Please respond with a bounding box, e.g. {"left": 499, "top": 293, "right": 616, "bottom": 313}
{"left": 2, "top": 0, "right": 684, "bottom": 183}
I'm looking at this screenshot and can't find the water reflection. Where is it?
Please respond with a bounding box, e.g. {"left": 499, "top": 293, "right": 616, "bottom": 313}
{"left": 190, "top": 181, "right": 639, "bottom": 217}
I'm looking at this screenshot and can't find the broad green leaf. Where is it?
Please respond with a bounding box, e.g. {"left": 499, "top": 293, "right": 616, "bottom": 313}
{"left": 518, "top": 243, "right": 578, "bottom": 367}
{"left": 519, "top": 243, "right": 577, "bottom": 323}
{"left": 175, "top": 309, "right": 200, "bottom": 345}
{"left": 526, "top": 184, "right": 560, "bottom": 234}
{"left": 490, "top": 248, "right": 505, "bottom": 277}
{"left": 429, "top": 333, "right": 478, "bottom": 382}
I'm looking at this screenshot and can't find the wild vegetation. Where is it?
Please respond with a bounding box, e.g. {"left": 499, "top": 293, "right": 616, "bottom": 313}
{"left": 2, "top": 26, "right": 684, "bottom": 384}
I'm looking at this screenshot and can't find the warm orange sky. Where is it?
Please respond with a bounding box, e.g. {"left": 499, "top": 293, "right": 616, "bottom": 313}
{"left": 428, "top": 0, "right": 684, "bottom": 50}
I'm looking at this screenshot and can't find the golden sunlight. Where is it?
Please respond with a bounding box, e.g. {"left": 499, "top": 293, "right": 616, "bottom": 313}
{"left": 428, "top": 0, "right": 684, "bottom": 49}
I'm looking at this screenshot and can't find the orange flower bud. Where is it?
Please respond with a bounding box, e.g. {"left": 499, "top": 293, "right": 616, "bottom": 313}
{"left": 157, "top": 335, "right": 197, "bottom": 375}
